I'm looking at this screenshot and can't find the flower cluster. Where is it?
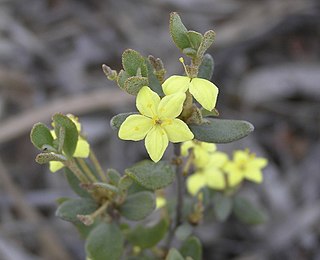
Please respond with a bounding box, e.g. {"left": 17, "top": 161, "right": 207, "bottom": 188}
{"left": 182, "top": 141, "right": 268, "bottom": 195}
{"left": 119, "top": 74, "right": 219, "bottom": 162}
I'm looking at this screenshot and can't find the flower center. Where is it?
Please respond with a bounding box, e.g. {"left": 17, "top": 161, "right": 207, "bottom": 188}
{"left": 152, "top": 117, "right": 163, "bottom": 125}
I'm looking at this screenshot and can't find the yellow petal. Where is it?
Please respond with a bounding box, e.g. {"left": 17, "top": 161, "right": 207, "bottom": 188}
{"left": 251, "top": 158, "right": 268, "bottom": 169}
{"left": 225, "top": 163, "right": 244, "bottom": 187}
{"left": 162, "top": 75, "right": 190, "bottom": 95}
{"left": 244, "top": 169, "right": 263, "bottom": 183}
{"left": 119, "top": 115, "right": 153, "bottom": 141}
{"left": 49, "top": 161, "right": 64, "bottom": 172}
{"left": 162, "top": 119, "right": 194, "bottom": 143}
{"left": 156, "top": 197, "right": 166, "bottom": 209}
{"left": 74, "top": 138, "right": 90, "bottom": 158}
{"left": 189, "top": 78, "right": 218, "bottom": 111}
{"left": 204, "top": 169, "right": 226, "bottom": 190}
{"left": 145, "top": 126, "right": 168, "bottom": 162}
{"left": 193, "top": 149, "right": 211, "bottom": 167}
{"left": 136, "top": 86, "right": 160, "bottom": 118}
{"left": 234, "top": 150, "right": 249, "bottom": 163}
{"left": 157, "top": 92, "right": 186, "bottom": 119}
{"left": 186, "top": 173, "right": 206, "bottom": 196}
{"left": 199, "top": 142, "right": 216, "bottom": 153}
{"left": 181, "top": 141, "right": 194, "bottom": 156}
{"left": 207, "top": 152, "right": 229, "bottom": 169}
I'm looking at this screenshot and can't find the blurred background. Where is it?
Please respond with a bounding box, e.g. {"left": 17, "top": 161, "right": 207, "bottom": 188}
{"left": 0, "top": 0, "right": 319, "bottom": 259}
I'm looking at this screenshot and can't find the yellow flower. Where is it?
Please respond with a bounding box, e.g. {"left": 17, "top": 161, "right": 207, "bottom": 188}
{"left": 50, "top": 114, "right": 90, "bottom": 172}
{"left": 224, "top": 150, "right": 267, "bottom": 187}
{"left": 187, "top": 152, "right": 228, "bottom": 195}
{"left": 156, "top": 197, "right": 166, "bottom": 209}
{"left": 119, "top": 86, "right": 194, "bottom": 162}
{"left": 181, "top": 140, "right": 216, "bottom": 166}
{"left": 162, "top": 75, "right": 219, "bottom": 111}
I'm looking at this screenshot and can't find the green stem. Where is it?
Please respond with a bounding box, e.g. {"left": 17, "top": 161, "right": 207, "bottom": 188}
{"left": 89, "top": 150, "right": 107, "bottom": 182}
{"left": 165, "top": 143, "right": 184, "bottom": 249}
{"left": 76, "top": 158, "right": 98, "bottom": 183}
{"left": 65, "top": 159, "right": 90, "bottom": 183}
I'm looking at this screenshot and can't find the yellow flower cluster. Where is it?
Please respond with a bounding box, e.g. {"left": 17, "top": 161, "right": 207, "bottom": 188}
{"left": 119, "top": 73, "right": 219, "bottom": 162}
{"left": 182, "top": 141, "right": 268, "bottom": 195}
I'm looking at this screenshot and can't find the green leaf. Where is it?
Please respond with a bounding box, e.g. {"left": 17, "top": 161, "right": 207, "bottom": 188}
{"left": 65, "top": 168, "right": 91, "bottom": 198}
{"left": 182, "top": 47, "right": 197, "bottom": 57}
{"left": 75, "top": 221, "right": 99, "bottom": 239}
{"left": 124, "top": 76, "right": 148, "bottom": 95}
{"left": 125, "top": 160, "right": 175, "bottom": 190}
{"left": 180, "top": 236, "right": 202, "bottom": 260}
{"left": 213, "top": 193, "right": 232, "bottom": 221}
{"left": 118, "top": 175, "right": 133, "bottom": 192}
{"left": 127, "top": 218, "right": 169, "bottom": 249}
{"left": 107, "top": 168, "right": 121, "bottom": 186}
{"left": 187, "top": 30, "right": 203, "bottom": 50}
{"left": 169, "top": 12, "right": 191, "bottom": 50}
{"left": 119, "top": 191, "right": 155, "bottom": 221}
{"left": 52, "top": 113, "right": 78, "bottom": 158}
{"left": 35, "top": 153, "right": 66, "bottom": 164}
{"left": 233, "top": 196, "right": 267, "bottom": 225}
{"left": 122, "top": 49, "right": 147, "bottom": 77}
{"left": 30, "top": 123, "right": 54, "bottom": 150}
{"left": 197, "top": 30, "right": 216, "bottom": 58}
{"left": 198, "top": 53, "right": 214, "bottom": 80}
{"left": 56, "top": 198, "right": 98, "bottom": 224}
{"left": 117, "top": 69, "right": 130, "bottom": 90}
{"left": 85, "top": 222, "right": 124, "bottom": 260}
{"left": 145, "top": 59, "right": 164, "bottom": 96}
{"left": 110, "top": 112, "right": 136, "bottom": 131}
{"left": 127, "top": 180, "right": 151, "bottom": 195}
{"left": 166, "top": 248, "right": 184, "bottom": 260}
{"left": 189, "top": 118, "right": 254, "bottom": 143}
{"left": 92, "top": 182, "right": 119, "bottom": 193}
{"left": 201, "top": 108, "right": 219, "bottom": 118}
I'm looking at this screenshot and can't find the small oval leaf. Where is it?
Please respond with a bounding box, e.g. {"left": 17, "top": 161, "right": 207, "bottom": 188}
{"left": 169, "top": 12, "right": 191, "bottom": 50}
{"left": 119, "top": 191, "right": 155, "bottom": 221}
{"left": 197, "top": 30, "right": 216, "bottom": 58}
{"left": 52, "top": 113, "right": 78, "bottom": 158}
{"left": 122, "top": 49, "right": 147, "bottom": 77}
{"left": 198, "top": 53, "right": 214, "bottom": 80}
{"left": 35, "top": 153, "right": 66, "bottom": 164}
{"left": 125, "top": 160, "right": 175, "bottom": 190}
{"left": 187, "top": 30, "right": 203, "bottom": 50}
{"left": 213, "top": 193, "right": 232, "bottom": 222}
{"left": 127, "top": 218, "right": 169, "bottom": 249}
{"left": 180, "top": 236, "right": 202, "bottom": 260}
{"left": 107, "top": 168, "right": 121, "bottom": 186}
{"left": 145, "top": 59, "right": 164, "bottom": 96}
{"left": 30, "top": 123, "right": 54, "bottom": 150}
{"left": 117, "top": 69, "right": 130, "bottom": 90}
{"left": 124, "top": 76, "right": 148, "bottom": 95}
{"left": 166, "top": 248, "right": 184, "bottom": 260}
{"left": 189, "top": 118, "right": 254, "bottom": 143}
{"left": 85, "top": 222, "right": 124, "bottom": 260}
{"left": 233, "top": 196, "right": 267, "bottom": 225}
{"left": 56, "top": 198, "right": 98, "bottom": 224}
{"left": 64, "top": 168, "right": 91, "bottom": 198}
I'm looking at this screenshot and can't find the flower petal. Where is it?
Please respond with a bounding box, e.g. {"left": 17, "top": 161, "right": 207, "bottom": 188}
{"left": 244, "top": 168, "right": 263, "bottom": 183}
{"left": 181, "top": 141, "right": 194, "bottom": 157}
{"left": 187, "top": 173, "right": 207, "bottom": 195}
{"left": 162, "top": 119, "right": 194, "bottom": 143}
{"left": 162, "top": 75, "right": 190, "bottom": 95}
{"left": 204, "top": 169, "right": 226, "bottom": 190}
{"left": 224, "top": 162, "right": 244, "bottom": 187}
{"left": 119, "top": 115, "right": 153, "bottom": 141}
{"left": 145, "top": 126, "right": 168, "bottom": 162}
{"left": 251, "top": 158, "right": 268, "bottom": 169}
{"left": 136, "top": 86, "right": 160, "bottom": 117}
{"left": 207, "top": 152, "right": 229, "bottom": 168}
{"left": 157, "top": 92, "right": 186, "bottom": 119}
{"left": 74, "top": 138, "right": 90, "bottom": 158}
{"left": 49, "top": 161, "right": 64, "bottom": 172}
{"left": 189, "top": 78, "right": 218, "bottom": 111}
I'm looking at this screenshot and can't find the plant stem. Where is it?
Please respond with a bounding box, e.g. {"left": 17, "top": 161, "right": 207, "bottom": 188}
{"left": 165, "top": 143, "right": 184, "bottom": 249}
{"left": 76, "top": 158, "right": 98, "bottom": 183}
{"left": 89, "top": 149, "right": 107, "bottom": 182}
{"left": 65, "top": 159, "right": 90, "bottom": 183}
